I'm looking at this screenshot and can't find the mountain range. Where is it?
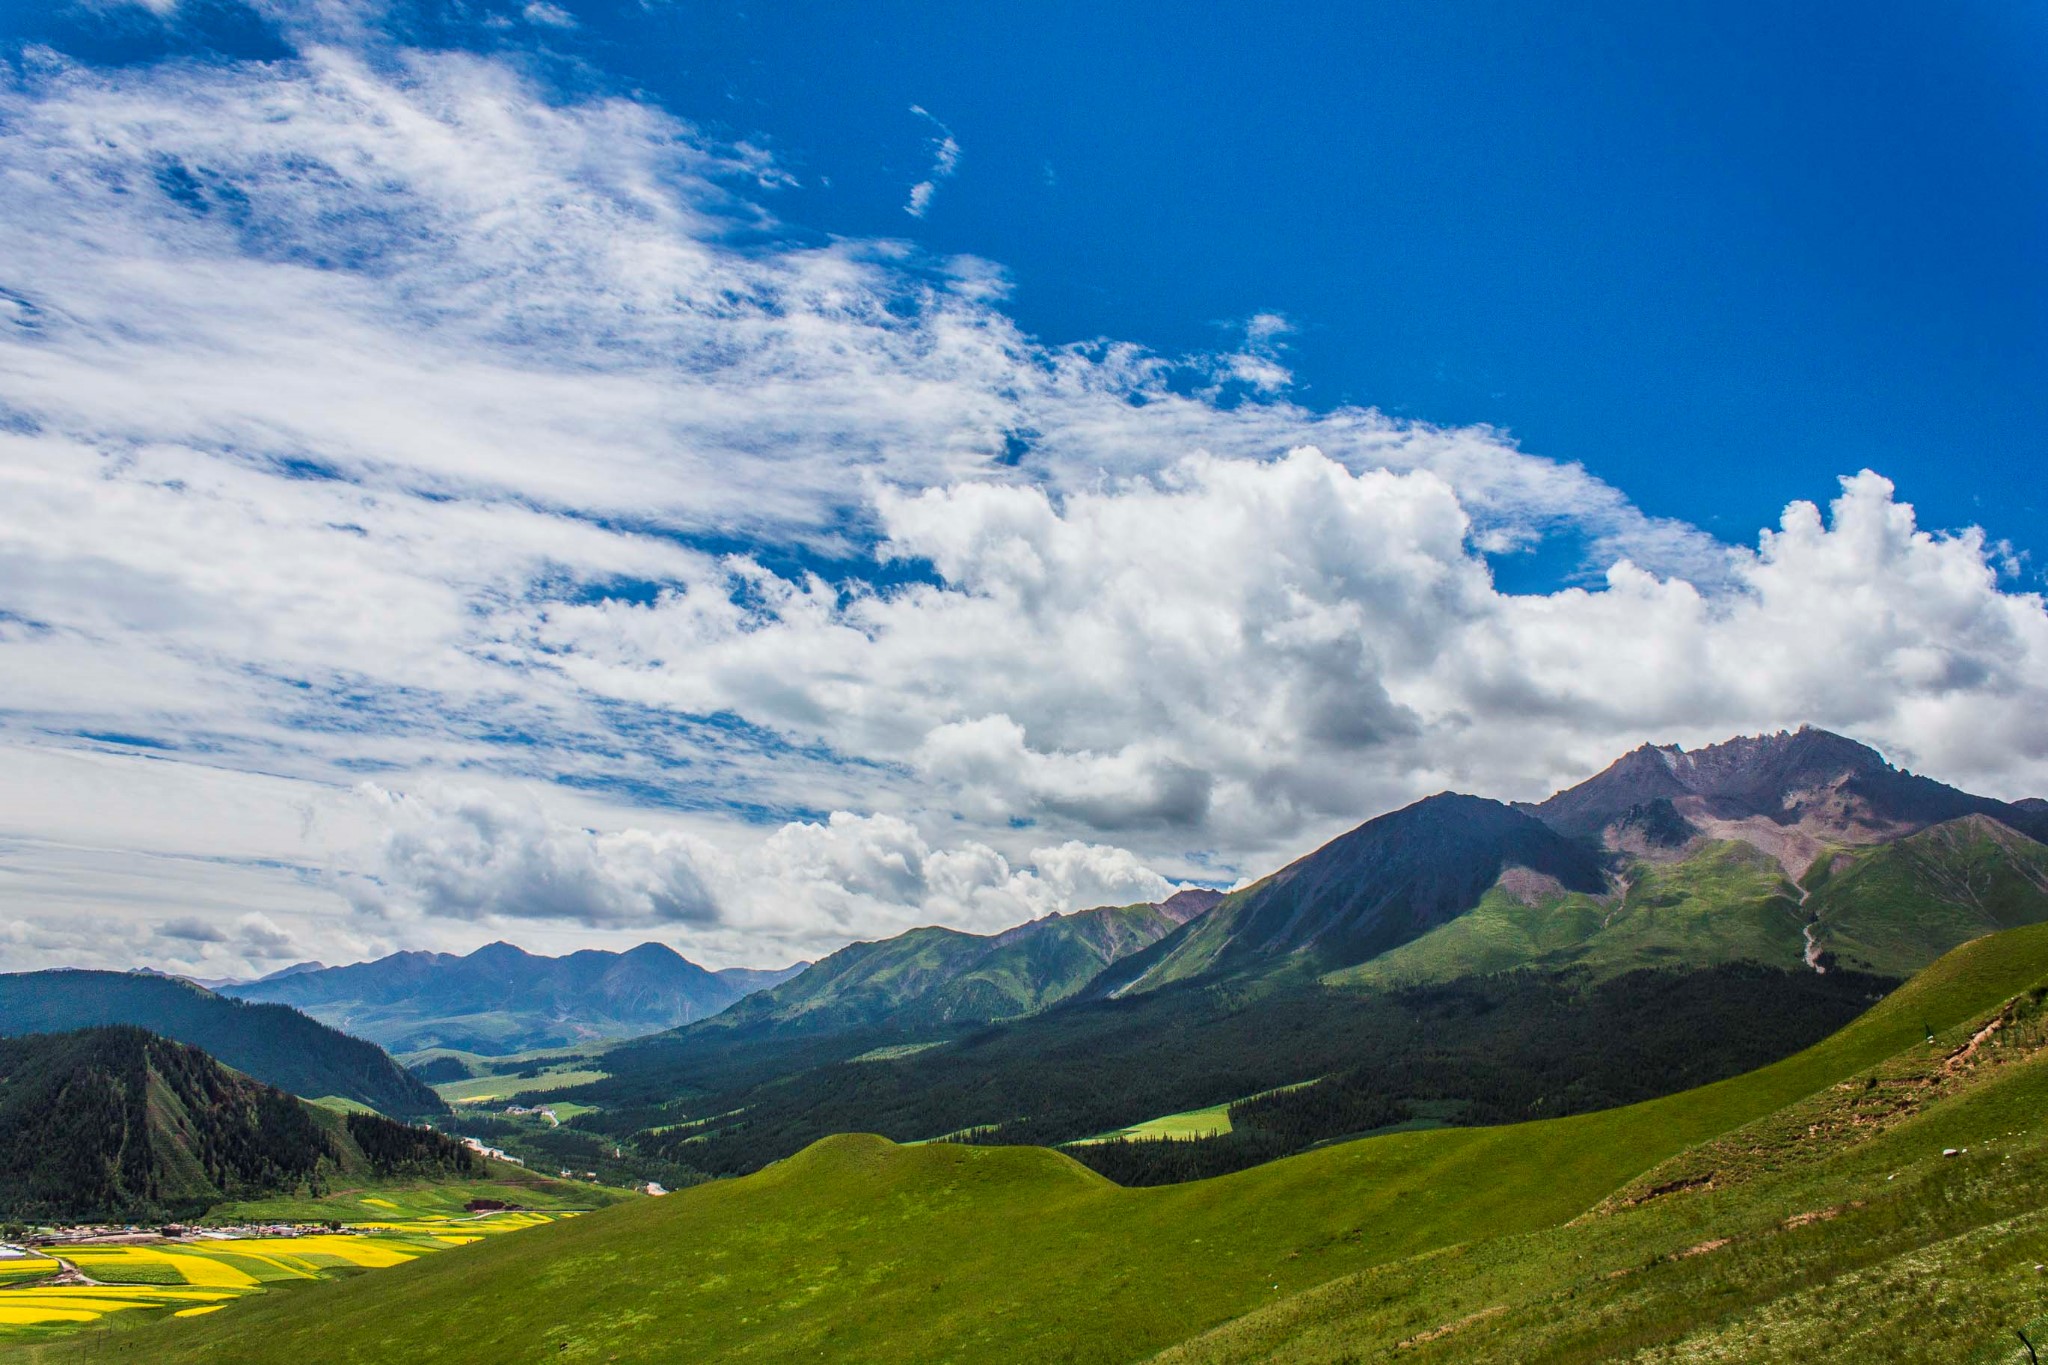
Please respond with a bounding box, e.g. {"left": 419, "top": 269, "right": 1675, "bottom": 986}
{"left": 696, "top": 889, "right": 1222, "bottom": 1037}
{"left": 690, "top": 727, "right": 2048, "bottom": 1039}
{"left": 151, "top": 725, "right": 2045, "bottom": 1076}
{"left": 224, "top": 941, "right": 808, "bottom": 1055}
{"left": 0, "top": 970, "right": 443, "bottom": 1117}
{"left": 540, "top": 726, "right": 2048, "bottom": 1186}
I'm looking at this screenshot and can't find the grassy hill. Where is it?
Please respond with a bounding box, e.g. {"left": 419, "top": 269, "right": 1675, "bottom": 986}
{"left": 695, "top": 892, "right": 1216, "bottom": 1037}
{"left": 1808, "top": 813, "right": 2048, "bottom": 976}
{"left": 47, "top": 920, "right": 2048, "bottom": 1364}
{"left": 0, "top": 971, "right": 441, "bottom": 1117}
{"left": 1332, "top": 838, "right": 1805, "bottom": 989}
{"left": 0, "top": 1028, "right": 477, "bottom": 1222}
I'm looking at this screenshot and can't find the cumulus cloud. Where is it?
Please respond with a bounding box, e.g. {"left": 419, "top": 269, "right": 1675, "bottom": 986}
{"left": 528, "top": 456, "right": 2048, "bottom": 857}
{"left": 0, "top": 36, "right": 2045, "bottom": 972}
{"left": 354, "top": 785, "right": 721, "bottom": 928}
{"left": 735, "top": 812, "right": 1176, "bottom": 945}
{"left": 347, "top": 793, "right": 1177, "bottom": 956}
{"left": 158, "top": 915, "right": 227, "bottom": 943}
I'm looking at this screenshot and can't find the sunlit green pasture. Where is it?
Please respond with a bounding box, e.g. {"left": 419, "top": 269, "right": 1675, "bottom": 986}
{"left": 1066, "top": 1082, "right": 1317, "bottom": 1145}
{"left": 1067, "top": 1100, "right": 1235, "bottom": 1144}
{"left": 433, "top": 1069, "right": 610, "bottom": 1105}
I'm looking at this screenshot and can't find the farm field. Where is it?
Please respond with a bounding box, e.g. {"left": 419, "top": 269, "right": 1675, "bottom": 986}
{"left": 0, "top": 1170, "right": 623, "bottom": 1348}
{"left": 0, "top": 1212, "right": 570, "bottom": 1345}
{"left": 30, "top": 921, "right": 2048, "bottom": 1364}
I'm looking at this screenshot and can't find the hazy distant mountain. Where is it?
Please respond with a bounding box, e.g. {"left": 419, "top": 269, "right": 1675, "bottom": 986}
{"left": 697, "top": 890, "right": 1224, "bottom": 1037}
{"left": 225, "top": 941, "right": 807, "bottom": 1054}
{"left": 0, "top": 1026, "right": 476, "bottom": 1221}
{"left": 251, "top": 960, "right": 329, "bottom": 983}
{"left": 0, "top": 970, "right": 441, "bottom": 1116}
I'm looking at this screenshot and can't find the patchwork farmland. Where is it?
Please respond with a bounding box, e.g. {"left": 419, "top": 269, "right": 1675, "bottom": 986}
{"left": 0, "top": 1202, "right": 570, "bottom": 1344}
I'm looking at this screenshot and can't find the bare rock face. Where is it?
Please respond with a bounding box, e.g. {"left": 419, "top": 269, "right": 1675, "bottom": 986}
{"left": 1492, "top": 865, "right": 1571, "bottom": 907}
{"left": 1525, "top": 727, "right": 2044, "bottom": 874}
{"left": 1157, "top": 888, "right": 1225, "bottom": 924}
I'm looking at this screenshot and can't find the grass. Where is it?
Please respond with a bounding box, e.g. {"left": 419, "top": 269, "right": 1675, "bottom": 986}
{"left": 34, "top": 921, "right": 2048, "bottom": 1365}
{"left": 1066, "top": 1083, "right": 1319, "bottom": 1145}
{"left": 431, "top": 1069, "right": 610, "bottom": 1105}
{"left": 542, "top": 1101, "right": 597, "bottom": 1122}
{"left": 847, "top": 1041, "right": 950, "bottom": 1063}
{"left": 1332, "top": 840, "right": 1804, "bottom": 990}
{"left": 1067, "top": 1101, "right": 1235, "bottom": 1144}
{"left": 1810, "top": 816, "right": 2048, "bottom": 978}
{"left": 204, "top": 1169, "right": 628, "bottom": 1224}
{"left": 1160, "top": 986, "right": 2048, "bottom": 1362}
{"left": 396, "top": 1044, "right": 603, "bottom": 1071}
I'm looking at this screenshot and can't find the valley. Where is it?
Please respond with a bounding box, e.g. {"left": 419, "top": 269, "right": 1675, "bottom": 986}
{"left": 7, "top": 727, "right": 2048, "bottom": 1359}
{"left": 33, "top": 918, "right": 2048, "bottom": 1363}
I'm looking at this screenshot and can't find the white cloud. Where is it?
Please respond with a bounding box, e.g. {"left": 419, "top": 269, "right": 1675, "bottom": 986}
{"left": 0, "top": 40, "right": 2044, "bottom": 973}
{"left": 352, "top": 784, "right": 721, "bottom": 928}
{"left": 158, "top": 915, "right": 228, "bottom": 943}
{"left": 344, "top": 794, "right": 1177, "bottom": 961}
{"left": 904, "top": 104, "right": 961, "bottom": 218}
{"left": 523, "top": 2, "right": 576, "bottom": 28}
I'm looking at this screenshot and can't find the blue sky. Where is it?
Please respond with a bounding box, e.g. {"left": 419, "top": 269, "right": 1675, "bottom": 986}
{"left": 607, "top": 0, "right": 2048, "bottom": 575}
{"left": 0, "top": 0, "right": 2045, "bottom": 974}
{"left": 12, "top": 0, "right": 2042, "bottom": 575}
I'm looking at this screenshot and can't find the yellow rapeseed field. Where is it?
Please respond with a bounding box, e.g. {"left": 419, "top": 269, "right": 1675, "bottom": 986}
{"left": 0, "top": 1212, "right": 566, "bottom": 1342}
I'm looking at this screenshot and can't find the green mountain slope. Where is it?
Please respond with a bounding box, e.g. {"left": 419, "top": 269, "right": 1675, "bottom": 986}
{"left": 65, "top": 921, "right": 2048, "bottom": 1365}
{"left": 1333, "top": 838, "right": 1805, "bottom": 989}
{"left": 1088, "top": 794, "right": 1606, "bottom": 999}
{"left": 0, "top": 1027, "right": 479, "bottom": 1222}
{"left": 1808, "top": 813, "right": 2048, "bottom": 976}
{"left": 625, "top": 962, "right": 1882, "bottom": 1180}
{"left": 696, "top": 891, "right": 1218, "bottom": 1036}
{"left": 1336, "top": 817, "right": 2048, "bottom": 992}
{"left": 1159, "top": 958, "right": 2048, "bottom": 1362}
{"left": 0, "top": 970, "right": 442, "bottom": 1116}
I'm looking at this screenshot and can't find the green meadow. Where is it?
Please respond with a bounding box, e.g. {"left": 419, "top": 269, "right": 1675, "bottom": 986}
{"left": 432, "top": 1068, "right": 611, "bottom": 1106}
{"left": 21, "top": 921, "right": 2048, "bottom": 1363}
{"left": 1067, "top": 1083, "right": 1321, "bottom": 1146}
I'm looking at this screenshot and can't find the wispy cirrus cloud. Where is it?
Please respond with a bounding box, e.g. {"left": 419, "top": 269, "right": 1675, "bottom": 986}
{"left": 904, "top": 104, "right": 961, "bottom": 218}
{"left": 1, "top": 34, "right": 2045, "bottom": 975}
